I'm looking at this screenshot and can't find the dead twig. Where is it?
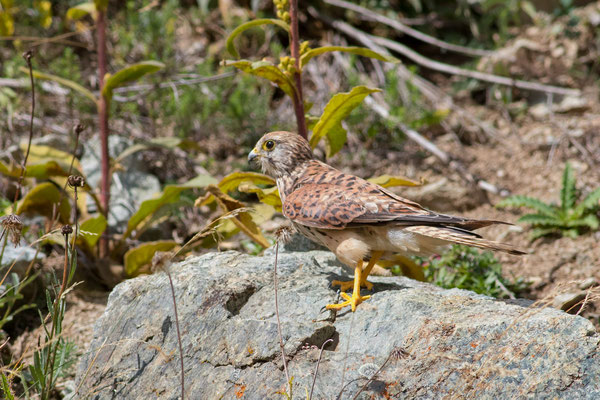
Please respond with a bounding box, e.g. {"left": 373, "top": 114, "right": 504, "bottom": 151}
{"left": 309, "top": 338, "right": 334, "bottom": 400}
{"left": 273, "top": 239, "right": 291, "bottom": 396}
{"left": 324, "top": 0, "right": 493, "bottom": 58}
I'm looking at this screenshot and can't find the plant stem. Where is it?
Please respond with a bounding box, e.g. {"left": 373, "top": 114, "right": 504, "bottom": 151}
{"left": 97, "top": 8, "right": 110, "bottom": 258}
{"left": 289, "top": 0, "right": 307, "bottom": 139}
{"left": 273, "top": 241, "right": 291, "bottom": 394}
{"left": 13, "top": 51, "right": 35, "bottom": 211}
{"left": 165, "top": 268, "right": 185, "bottom": 400}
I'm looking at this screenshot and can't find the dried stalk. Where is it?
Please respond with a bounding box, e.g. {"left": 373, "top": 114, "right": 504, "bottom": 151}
{"left": 324, "top": 0, "right": 493, "bottom": 57}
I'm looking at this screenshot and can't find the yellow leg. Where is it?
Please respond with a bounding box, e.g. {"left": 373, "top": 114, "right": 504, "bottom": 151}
{"left": 326, "top": 260, "right": 370, "bottom": 311}
{"left": 331, "top": 251, "right": 383, "bottom": 292}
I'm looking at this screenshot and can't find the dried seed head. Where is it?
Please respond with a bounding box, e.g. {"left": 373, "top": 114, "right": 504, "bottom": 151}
{"left": 61, "top": 225, "right": 73, "bottom": 235}
{"left": 0, "top": 214, "right": 23, "bottom": 246}
{"left": 75, "top": 123, "right": 85, "bottom": 135}
{"left": 22, "top": 50, "right": 33, "bottom": 62}
{"left": 68, "top": 175, "right": 85, "bottom": 188}
{"left": 390, "top": 347, "right": 408, "bottom": 360}
{"left": 275, "top": 226, "right": 293, "bottom": 244}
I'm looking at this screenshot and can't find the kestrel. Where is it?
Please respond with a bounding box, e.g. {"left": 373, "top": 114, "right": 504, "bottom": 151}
{"left": 248, "top": 131, "right": 524, "bottom": 312}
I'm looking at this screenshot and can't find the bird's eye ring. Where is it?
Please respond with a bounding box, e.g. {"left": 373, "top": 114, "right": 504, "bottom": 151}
{"left": 263, "top": 140, "right": 276, "bottom": 151}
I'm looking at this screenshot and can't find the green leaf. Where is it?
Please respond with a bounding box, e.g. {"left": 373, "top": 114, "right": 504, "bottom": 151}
{"left": 124, "top": 240, "right": 179, "bottom": 277}
{"left": 93, "top": 0, "right": 107, "bottom": 12}
{"left": 238, "top": 182, "right": 282, "bottom": 211}
{"left": 35, "top": 1, "right": 53, "bottom": 28}
{"left": 517, "top": 213, "right": 562, "bottom": 226}
{"left": 560, "top": 163, "right": 576, "bottom": 212}
{"left": 300, "top": 46, "right": 394, "bottom": 68}
{"left": 66, "top": 2, "right": 97, "bottom": 21}
{"left": 0, "top": 8, "right": 14, "bottom": 36}
{"left": 102, "top": 61, "right": 164, "bottom": 100}
{"left": 223, "top": 60, "right": 296, "bottom": 100}
{"left": 226, "top": 19, "right": 290, "bottom": 59}
{"left": 529, "top": 227, "right": 559, "bottom": 239}
{"left": 20, "top": 68, "right": 97, "bottom": 103}
{"left": 309, "top": 86, "right": 381, "bottom": 157}
{"left": 77, "top": 214, "right": 107, "bottom": 251}
{"left": 198, "top": 171, "right": 276, "bottom": 207}
{"left": 574, "top": 187, "right": 600, "bottom": 217}
{"left": 124, "top": 174, "right": 217, "bottom": 239}
{"left": 16, "top": 182, "right": 70, "bottom": 223}
{"left": 367, "top": 174, "right": 423, "bottom": 188}
{"left": 1, "top": 371, "right": 15, "bottom": 400}
{"left": 566, "top": 214, "right": 599, "bottom": 230}
{"left": 496, "top": 195, "right": 557, "bottom": 216}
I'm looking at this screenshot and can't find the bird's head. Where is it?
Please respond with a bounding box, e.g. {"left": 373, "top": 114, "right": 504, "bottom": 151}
{"left": 248, "top": 131, "right": 314, "bottom": 178}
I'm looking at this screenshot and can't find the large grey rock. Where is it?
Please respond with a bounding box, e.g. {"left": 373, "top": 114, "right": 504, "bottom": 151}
{"left": 75, "top": 249, "right": 600, "bottom": 399}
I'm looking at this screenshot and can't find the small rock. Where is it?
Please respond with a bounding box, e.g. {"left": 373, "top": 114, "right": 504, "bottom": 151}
{"left": 579, "top": 278, "right": 597, "bottom": 290}
{"left": 553, "top": 292, "right": 586, "bottom": 312}
{"left": 529, "top": 103, "right": 550, "bottom": 120}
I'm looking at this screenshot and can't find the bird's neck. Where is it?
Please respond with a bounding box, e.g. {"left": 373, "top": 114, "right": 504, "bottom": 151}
{"left": 275, "top": 160, "right": 312, "bottom": 203}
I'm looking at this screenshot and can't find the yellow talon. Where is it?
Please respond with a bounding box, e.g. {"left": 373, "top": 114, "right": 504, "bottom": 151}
{"left": 326, "top": 291, "right": 371, "bottom": 312}
{"left": 332, "top": 279, "right": 373, "bottom": 291}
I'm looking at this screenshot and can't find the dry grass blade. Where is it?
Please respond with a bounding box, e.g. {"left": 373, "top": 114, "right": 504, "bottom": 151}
{"left": 324, "top": 0, "right": 493, "bottom": 57}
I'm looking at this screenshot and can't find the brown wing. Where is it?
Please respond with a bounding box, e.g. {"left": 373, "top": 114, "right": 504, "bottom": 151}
{"left": 282, "top": 183, "right": 485, "bottom": 230}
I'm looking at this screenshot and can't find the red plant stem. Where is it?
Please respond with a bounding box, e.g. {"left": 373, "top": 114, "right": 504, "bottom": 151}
{"left": 97, "top": 9, "right": 110, "bottom": 257}
{"left": 289, "top": 0, "right": 308, "bottom": 139}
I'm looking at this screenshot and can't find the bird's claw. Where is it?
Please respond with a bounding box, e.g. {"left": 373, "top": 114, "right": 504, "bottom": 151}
{"left": 326, "top": 292, "right": 371, "bottom": 312}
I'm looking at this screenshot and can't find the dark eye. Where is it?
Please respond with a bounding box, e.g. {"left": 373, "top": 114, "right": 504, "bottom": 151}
{"left": 264, "top": 140, "right": 275, "bottom": 150}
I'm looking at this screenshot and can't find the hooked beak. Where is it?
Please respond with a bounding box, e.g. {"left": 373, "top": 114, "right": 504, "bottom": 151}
{"left": 248, "top": 147, "right": 259, "bottom": 163}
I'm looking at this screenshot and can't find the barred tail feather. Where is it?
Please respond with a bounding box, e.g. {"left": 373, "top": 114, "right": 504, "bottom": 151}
{"left": 405, "top": 225, "right": 525, "bottom": 255}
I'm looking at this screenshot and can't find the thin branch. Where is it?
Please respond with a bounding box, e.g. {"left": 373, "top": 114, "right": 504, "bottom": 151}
{"left": 324, "top": 0, "right": 493, "bottom": 57}
{"left": 165, "top": 267, "right": 185, "bottom": 400}
{"left": 13, "top": 51, "right": 35, "bottom": 210}
{"left": 309, "top": 338, "right": 334, "bottom": 400}
{"left": 273, "top": 241, "right": 291, "bottom": 394}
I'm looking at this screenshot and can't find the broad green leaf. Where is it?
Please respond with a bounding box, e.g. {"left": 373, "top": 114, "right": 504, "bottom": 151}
{"left": 310, "top": 86, "right": 381, "bottom": 157}
{"left": 0, "top": 160, "right": 69, "bottom": 179}
{"left": 35, "top": 1, "right": 52, "bottom": 28}
{"left": 560, "top": 163, "right": 576, "bottom": 212}
{"left": 124, "top": 174, "right": 217, "bottom": 239}
{"left": 300, "top": 46, "right": 393, "bottom": 68}
{"left": 197, "top": 171, "right": 276, "bottom": 207}
{"left": 66, "top": 2, "right": 96, "bottom": 21}
{"left": 93, "top": 0, "right": 107, "bottom": 12}
{"left": 124, "top": 240, "right": 179, "bottom": 277}
{"left": 0, "top": 9, "right": 14, "bottom": 36}
{"left": 238, "top": 182, "right": 282, "bottom": 211}
{"left": 324, "top": 124, "right": 346, "bottom": 158}
{"left": 114, "top": 137, "right": 201, "bottom": 165}
{"left": 22, "top": 144, "right": 83, "bottom": 173}
{"left": 226, "top": 19, "right": 290, "bottom": 59}
{"left": 223, "top": 60, "right": 296, "bottom": 100}
{"left": 574, "top": 187, "right": 600, "bottom": 217}
{"left": 367, "top": 174, "right": 423, "bottom": 188}
{"left": 16, "top": 182, "right": 70, "bottom": 223}
{"left": 102, "top": 61, "right": 164, "bottom": 100}
{"left": 496, "top": 195, "right": 557, "bottom": 217}
{"left": 77, "top": 214, "right": 107, "bottom": 250}
{"left": 20, "top": 68, "right": 97, "bottom": 103}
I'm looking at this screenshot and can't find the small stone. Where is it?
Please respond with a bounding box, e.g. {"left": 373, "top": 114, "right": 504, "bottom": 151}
{"left": 529, "top": 103, "right": 550, "bottom": 120}
{"left": 553, "top": 292, "right": 586, "bottom": 312}
{"left": 579, "top": 278, "right": 597, "bottom": 290}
